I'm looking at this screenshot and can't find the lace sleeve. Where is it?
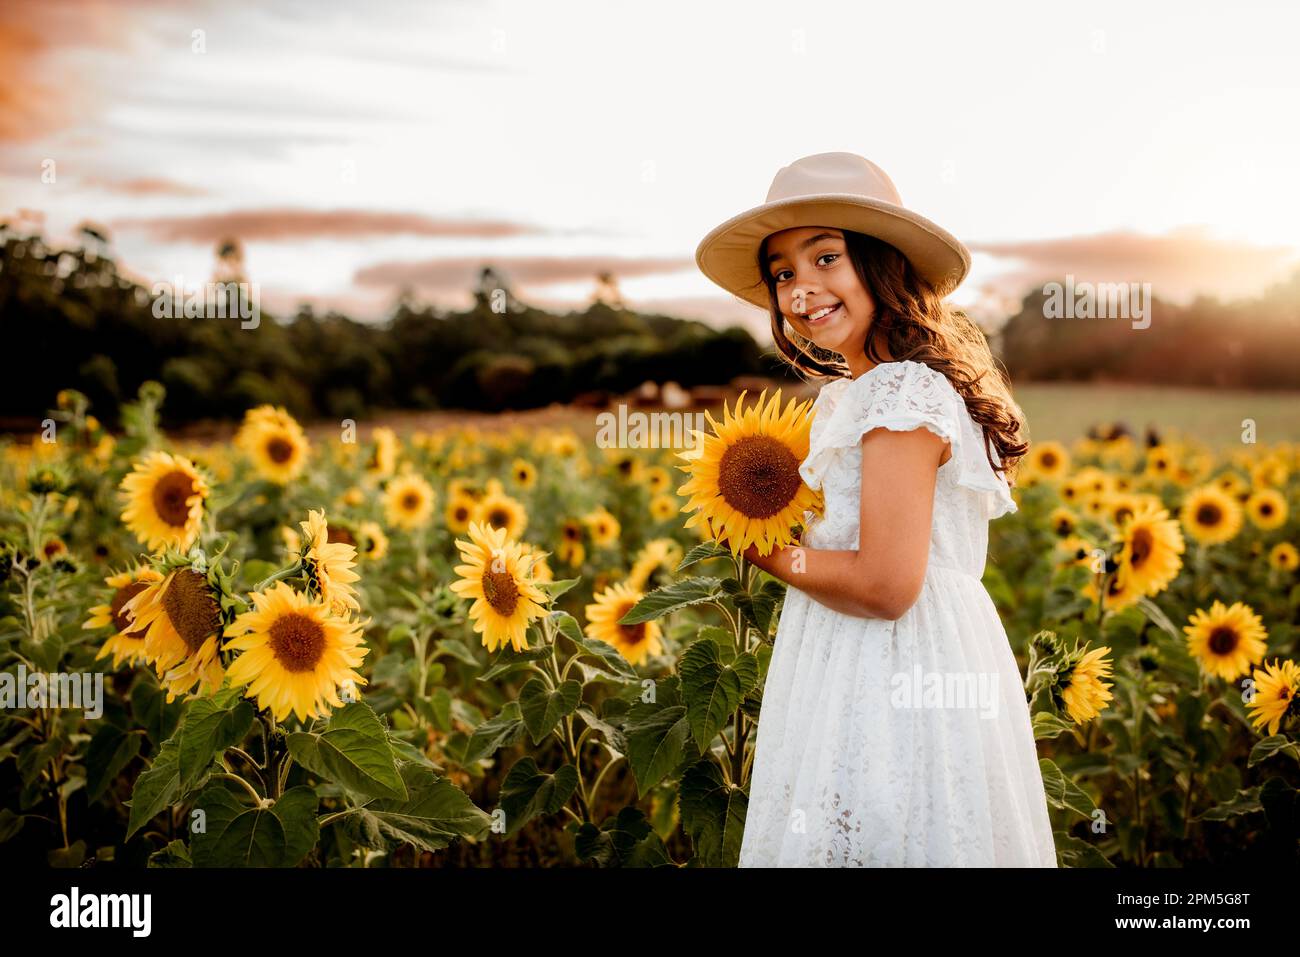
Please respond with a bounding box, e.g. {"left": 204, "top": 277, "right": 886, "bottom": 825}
{"left": 799, "top": 360, "right": 1018, "bottom": 521}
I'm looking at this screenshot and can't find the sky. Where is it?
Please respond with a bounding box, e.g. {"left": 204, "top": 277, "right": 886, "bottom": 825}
{"left": 3, "top": 0, "right": 1299, "bottom": 344}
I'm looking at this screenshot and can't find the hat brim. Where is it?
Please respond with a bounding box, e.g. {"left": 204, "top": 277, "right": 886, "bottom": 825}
{"left": 695, "top": 194, "right": 971, "bottom": 310}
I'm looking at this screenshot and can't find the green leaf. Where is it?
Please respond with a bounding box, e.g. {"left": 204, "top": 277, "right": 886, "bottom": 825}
{"left": 1193, "top": 786, "right": 1263, "bottom": 822}
{"left": 536, "top": 577, "right": 580, "bottom": 600}
{"left": 126, "top": 735, "right": 185, "bottom": 840}
{"left": 573, "top": 806, "right": 670, "bottom": 867}
{"left": 678, "top": 758, "right": 747, "bottom": 867}
{"left": 477, "top": 643, "right": 553, "bottom": 683}
{"left": 85, "top": 725, "right": 143, "bottom": 802}
{"left": 346, "top": 762, "right": 492, "bottom": 852}
{"left": 678, "top": 637, "right": 758, "bottom": 749}
{"left": 676, "top": 541, "right": 733, "bottom": 572}
{"left": 518, "top": 677, "right": 582, "bottom": 745}
{"left": 130, "top": 680, "right": 183, "bottom": 745}
{"left": 1248, "top": 735, "right": 1300, "bottom": 767}
{"left": 285, "top": 701, "right": 407, "bottom": 801}
{"left": 619, "top": 577, "right": 722, "bottom": 625}
{"left": 1052, "top": 831, "right": 1113, "bottom": 868}
{"left": 462, "top": 700, "right": 527, "bottom": 765}
{"left": 178, "top": 688, "right": 255, "bottom": 790}
{"left": 575, "top": 706, "right": 628, "bottom": 756}
{"left": 1031, "top": 711, "right": 1077, "bottom": 741}
{"left": 550, "top": 611, "right": 638, "bottom": 680}
{"left": 624, "top": 704, "right": 692, "bottom": 797}
{"left": 1038, "top": 758, "right": 1097, "bottom": 819}
{"left": 497, "top": 758, "right": 579, "bottom": 835}
{"left": 1137, "top": 596, "right": 1182, "bottom": 641}
{"left": 190, "top": 784, "right": 319, "bottom": 867}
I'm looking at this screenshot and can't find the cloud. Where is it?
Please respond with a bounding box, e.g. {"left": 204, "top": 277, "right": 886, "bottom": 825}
{"left": 111, "top": 209, "right": 550, "bottom": 243}
{"left": 80, "top": 176, "right": 209, "bottom": 197}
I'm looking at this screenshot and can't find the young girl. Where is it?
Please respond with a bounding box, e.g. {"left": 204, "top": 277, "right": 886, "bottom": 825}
{"left": 695, "top": 152, "right": 1058, "bottom": 867}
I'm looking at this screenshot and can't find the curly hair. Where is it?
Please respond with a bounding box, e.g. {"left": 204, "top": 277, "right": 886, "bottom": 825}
{"left": 758, "top": 228, "right": 1028, "bottom": 482}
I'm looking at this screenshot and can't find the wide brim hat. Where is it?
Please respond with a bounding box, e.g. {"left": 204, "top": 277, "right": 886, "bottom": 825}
{"left": 695, "top": 152, "right": 971, "bottom": 310}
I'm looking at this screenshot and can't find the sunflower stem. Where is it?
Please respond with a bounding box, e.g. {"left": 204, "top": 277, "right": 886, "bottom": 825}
{"left": 253, "top": 560, "right": 301, "bottom": 594}
{"left": 215, "top": 772, "right": 263, "bottom": 804}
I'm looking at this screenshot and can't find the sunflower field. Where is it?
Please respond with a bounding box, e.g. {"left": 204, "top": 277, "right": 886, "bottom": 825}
{"left": 2, "top": 381, "right": 1298, "bottom": 868}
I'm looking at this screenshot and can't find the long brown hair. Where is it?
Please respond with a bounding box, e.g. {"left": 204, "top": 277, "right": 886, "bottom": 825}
{"left": 760, "top": 229, "right": 1028, "bottom": 481}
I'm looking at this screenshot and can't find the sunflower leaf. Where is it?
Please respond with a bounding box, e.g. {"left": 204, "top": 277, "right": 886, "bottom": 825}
{"left": 125, "top": 733, "right": 190, "bottom": 840}
{"left": 678, "top": 758, "right": 747, "bottom": 868}
{"left": 1031, "top": 710, "right": 1077, "bottom": 741}
{"left": 345, "top": 761, "right": 492, "bottom": 852}
{"left": 550, "top": 611, "right": 639, "bottom": 680}
{"left": 678, "top": 637, "right": 758, "bottom": 749}
{"left": 285, "top": 701, "right": 407, "bottom": 802}
{"left": 623, "top": 686, "right": 695, "bottom": 798}
{"left": 497, "top": 758, "right": 579, "bottom": 835}
{"left": 1136, "top": 596, "right": 1183, "bottom": 641}
{"left": 536, "top": 577, "right": 580, "bottom": 600}
{"left": 178, "top": 687, "right": 255, "bottom": 790}
{"left": 518, "top": 677, "right": 583, "bottom": 745}
{"left": 1038, "top": 758, "right": 1097, "bottom": 819}
{"left": 85, "top": 725, "right": 143, "bottom": 802}
{"left": 619, "top": 577, "right": 722, "bottom": 625}
{"left": 676, "top": 540, "right": 734, "bottom": 572}
{"left": 190, "top": 783, "right": 319, "bottom": 867}
{"left": 1192, "top": 785, "right": 1263, "bottom": 822}
{"left": 462, "top": 700, "right": 527, "bottom": 765}
{"left": 1248, "top": 735, "right": 1300, "bottom": 768}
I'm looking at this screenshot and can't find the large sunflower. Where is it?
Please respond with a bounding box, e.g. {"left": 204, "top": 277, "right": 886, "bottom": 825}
{"left": 122, "top": 565, "right": 226, "bottom": 701}
{"left": 1184, "top": 600, "right": 1268, "bottom": 682}
{"left": 1180, "top": 485, "right": 1243, "bottom": 545}
{"left": 586, "top": 581, "right": 663, "bottom": 667}
{"left": 119, "top": 451, "right": 210, "bottom": 553}
{"left": 235, "top": 406, "right": 310, "bottom": 484}
{"left": 298, "top": 509, "right": 361, "bottom": 615}
{"left": 448, "top": 521, "right": 547, "bottom": 654}
{"left": 1060, "top": 644, "right": 1114, "bottom": 724}
{"left": 1115, "top": 500, "right": 1184, "bottom": 598}
{"left": 384, "top": 473, "right": 435, "bottom": 530}
{"left": 84, "top": 565, "right": 164, "bottom": 668}
{"left": 1245, "top": 658, "right": 1300, "bottom": 736}
{"left": 223, "top": 582, "right": 369, "bottom": 723}
{"left": 676, "top": 389, "right": 822, "bottom": 558}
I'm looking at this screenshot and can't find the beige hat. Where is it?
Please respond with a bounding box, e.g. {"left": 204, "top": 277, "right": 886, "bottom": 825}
{"left": 695, "top": 151, "right": 971, "bottom": 309}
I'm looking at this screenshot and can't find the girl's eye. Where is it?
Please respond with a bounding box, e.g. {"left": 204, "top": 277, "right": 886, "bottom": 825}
{"left": 772, "top": 252, "right": 838, "bottom": 283}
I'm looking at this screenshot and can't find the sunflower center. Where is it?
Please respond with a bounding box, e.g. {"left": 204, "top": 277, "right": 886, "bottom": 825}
{"left": 327, "top": 526, "right": 356, "bottom": 547}
{"left": 1128, "top": 527, "right": 1153, "bottom": 569}
{"left": 1207, "top": 626, "right": 1238, "bottom": 655}
{"left": 717, "top": 435, "right": 801, "bottom": 519}
{"left": 488, "top": 509, "right": 510, "bottom": 528}
{"left": 1195, "top": 503, "right": 1222, "bottom": 526}
{"left": 266, "top": 436, "right": 295, "bottom": 463}
{"left": 152, "top": 470, "right": 198, "bottom": 528}
{"left": 402, "top": 492, "right": 420, "bottom": 510}
{"left": 268, "top": 611, "right": 326, "bottom": 672}
{"left": 617, "top": 603, "right": 646, "bottom": 644}
{"left": 482, "top": 569, "right": 519, "bottom": 616}
{"left": 563, "top": 523, "right": 581, "bottom": 541}
{"left": 162, "top": 569, "right": 221, "bottom": 652}
{"left": 111, "top": 581, "right": 152, "bottom": 638}
{"left": 1260, "top": 502, "right": 1274, "bottom": 516}
{"left": 1042, "top": 452, "right": 1058, "bottom": 468}
{"left": 454, "top": 505, "right": 470, "bottom": 521}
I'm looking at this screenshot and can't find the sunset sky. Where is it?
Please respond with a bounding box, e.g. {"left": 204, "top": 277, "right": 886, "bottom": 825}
{"left": 3, "top": 0, "right": 1299, "bottom": 343}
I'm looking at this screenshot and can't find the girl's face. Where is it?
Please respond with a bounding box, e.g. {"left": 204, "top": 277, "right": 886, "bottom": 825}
{"left": 765, "top": 226, "right": 875, "bottom": 359}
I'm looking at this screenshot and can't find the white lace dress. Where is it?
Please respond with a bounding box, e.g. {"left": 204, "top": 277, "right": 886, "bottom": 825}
{"left": 737, "top": 359, "right": 1058, "bottom": 867}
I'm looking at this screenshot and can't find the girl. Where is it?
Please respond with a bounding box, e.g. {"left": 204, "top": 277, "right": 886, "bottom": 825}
{"left": 694, "top": 152, "right": 1057, "bottom": 867}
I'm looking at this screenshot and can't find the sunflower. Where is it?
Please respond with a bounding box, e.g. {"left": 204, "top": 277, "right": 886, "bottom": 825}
{"left": 518, "top": 541, "right": 554, "bottom": 583}
{"left": 1049, "top": 507, "right": 1077, "bottom": 538}
{"left": 1250, "top": 456, "right": 1290, "bottom": 489}
{"left": 298, "top": 509, "right": 361, "bottom": 616}
{"left": 119, "top": 451, "right": 210, "bottom": 553}
{"left": 1060, "top": 644, "right": 1114, "bottom": 724}
{"left": 122, "top": 564, "right": 226, "bottom": 702}
{"left": 235, "top": 406, "right": 310, "bottom": 484}
{"left": 449, "top": 521, "right": 548, "bottom": 654}
{"left": 1083, "top": 567, "right": 1144, "bottom": 612}
{"left": 474, "top": 488, "right": 529, "bottom": 540}
{"left": 444, "top": 493, "right": 476, "bottom": 535}
{"left": 585, "top": 581, "right": 663, "bottom": 667}
{"left": 626, "top": 538, "right": 683, "bottom": 591}
{"left": 84, "top": 565, "right": 164, "bottom": 668}
{"left": 1056, "top": 535, "right": 1094, "bottom": 569}
{"left": 357, "top": 521, "right": 389, "bottom": 561}
{"left": 607, "top": 451, "right": 642, "bottom": 484}
{"left": 384, "top": 473, "right": 435, "bottom": 530}
{"left": 1215, "top": 471, "right": 1249, "bottom": 499}
{"left": 1115, "top": 500, "right": 1184, "bottom": 598}
{"left": 643, "top": 465, "right": 672, "bottom": 494}
{"left": 1180, "top": 485, "right": 1243, "bottom": 545}
{"left": 1025, "top": 441, "right": 1070, "bottom": 481}
{"left": 650, "top": 493, "right": 678, "bottom": 523}
{"left": 223, "top": 582, "right": 369, "bottom": 723}
{"left": 1246, "top": 488, "right": 1287, "bottom": 530}
{"left": 510, "top": 458, "right": 538, "bottom": 490}
{"left": 448, "top": 477, "right": 484, "bottom": 502}
{"left": 366, "top": 427, "right": 399, "bottom": 478}
{"left": 676, "top": 388, "right": 822, "bottom": 558}
{"left": 1184, "top": 600, "right": 1268, "bottom": 682}
{"left": 557, "top": 518, "right": 586, "bottom": 568}
{"left": 1268, "top": 542, "right": 1299, "bottom": 572}
{"left": 1144, "top": 445, "right": 1176, "bottom": 482}
{"left": 1245, "top": 658, "right": 1300, "bottom": 736}
{"left": 583, "top": 506, "right": 622, "bottom": 548}
{"left": 549, "top": 432, "right": 580, "bottom": 458}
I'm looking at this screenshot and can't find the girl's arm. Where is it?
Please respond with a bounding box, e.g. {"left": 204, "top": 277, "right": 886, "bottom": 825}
{"left": 742, "top": 424, "right": 949, "bottom": 620}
